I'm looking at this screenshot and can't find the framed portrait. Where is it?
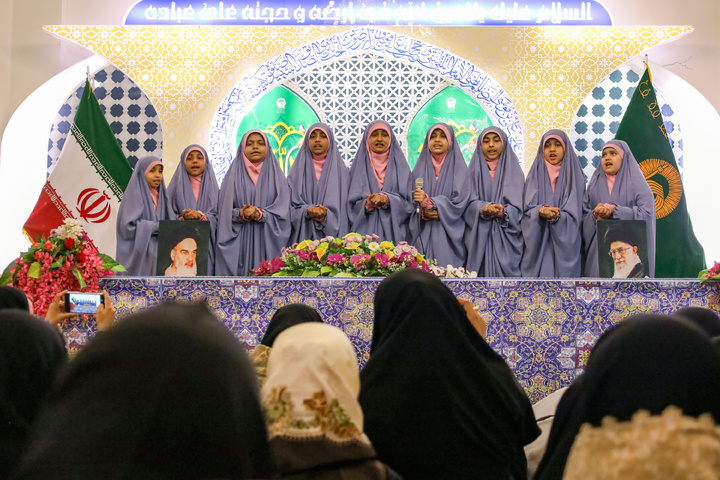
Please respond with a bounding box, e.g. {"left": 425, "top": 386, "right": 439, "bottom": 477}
{"left": 597, "top": 220, "right": 649, "bottom": 279}
{"left": 156, "top": 221, "right": 210, "bottom": 277}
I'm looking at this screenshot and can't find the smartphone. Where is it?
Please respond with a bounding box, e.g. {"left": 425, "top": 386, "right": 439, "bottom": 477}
{"left": 64, "top": 292, "right": 105, "bottom": 315}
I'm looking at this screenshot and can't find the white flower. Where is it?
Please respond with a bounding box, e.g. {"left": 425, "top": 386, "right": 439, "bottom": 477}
{"left": 368, "top": 242, "right": 381, "bottom": 252}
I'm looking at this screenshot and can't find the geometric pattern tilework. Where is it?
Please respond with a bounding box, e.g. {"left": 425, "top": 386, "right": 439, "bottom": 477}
{"left": 286, "top": 53, "right": 450, "bottom": 166}
{"left": 48, "top": 65, "right": 163, "bottom": 172}
{"left": 44, "top": 25, "right": 691, "bottom": 177}
{"left": 570, "top": 63, "right": 684, "bottom": 180}
{"left": 60, "top": 277, "right": 720, "bottom": 404}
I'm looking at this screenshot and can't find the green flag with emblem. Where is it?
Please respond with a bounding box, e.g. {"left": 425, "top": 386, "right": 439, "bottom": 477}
{"left": 614, "top": 65, "right": 705, "bottom": 277}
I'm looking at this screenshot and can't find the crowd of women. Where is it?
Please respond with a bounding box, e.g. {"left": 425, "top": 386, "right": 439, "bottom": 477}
{"left": 2, "top": 271, "right": 720, "bottom": 479}
{"left": 116, "top": 121, "right": 657, "bottom": 278}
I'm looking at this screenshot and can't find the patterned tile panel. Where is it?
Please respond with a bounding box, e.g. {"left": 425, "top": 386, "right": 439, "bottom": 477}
{"left": 61, "top": 277, "right": 720, "bottom": 403}
{"left": 44, "top": 25, "right": 690, "bottom": 178}
{"left": 48, "top": 66, "right": 163, "bottom": 171}
{"left": 570, "top": 64, "right": 684, "bottom": 179}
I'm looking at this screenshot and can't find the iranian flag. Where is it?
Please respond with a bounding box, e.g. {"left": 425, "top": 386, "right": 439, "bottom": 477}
{"left": 23, "top": 80, "right": 132, "bottom": 255}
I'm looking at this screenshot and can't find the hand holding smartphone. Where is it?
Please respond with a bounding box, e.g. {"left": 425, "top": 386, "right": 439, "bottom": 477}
{"left": 64, "top": 292, "right": 105, "bottom": 315}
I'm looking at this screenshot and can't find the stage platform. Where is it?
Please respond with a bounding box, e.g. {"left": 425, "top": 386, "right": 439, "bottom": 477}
{"left": 62, "top": 276, "right": 719, "bottom": 403}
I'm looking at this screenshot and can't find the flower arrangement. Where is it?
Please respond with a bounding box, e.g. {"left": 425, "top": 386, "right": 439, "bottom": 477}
{"left": 429, "top": 264, "right": 478, "bottom": 278}
{"left": 253, "top": 233, "right": 432, "bottom": 277}
{"left": 0, "top": 219, "right": 125, "bottom": 316}
{"left": 698, "top": 261, "right": 720, "bottom": 284}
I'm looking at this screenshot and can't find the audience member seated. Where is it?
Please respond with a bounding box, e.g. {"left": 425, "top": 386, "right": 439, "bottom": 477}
{"left": 562, "top": 406, "right": 720, "bottom": 480}
{"left": 251, "top": 303, "right": 323, "bottom": 386}
{"left": 288, "top": 123, "right": 350, "bottom": 243}
{"left": 116, "top": 156, "right": 175, "bottom": 276}
{"left": 347, "top": 120, "right": 413, "bottom": 244}
{"left": 262, "top": 322, "right": 401, "bottom": 479}
{"left": 524, "top": 387, "right": 569, "bottom": 478}
{"left": 0, "top": 310, "right": 66, "bottom": 478}
{"left": 534, "top": 314, "right": 720, "bottom": 480}
{"left": 674, "top": 306, "right": 720, "bottom": 337}
{"left": 0, "top": 286, "right": 31, "bottom": 311}
{"left": 359, "top": 269, "right": 539, "bottom": 479}
{"left": 16, "top": 302, "right": 275, "bottom": 479}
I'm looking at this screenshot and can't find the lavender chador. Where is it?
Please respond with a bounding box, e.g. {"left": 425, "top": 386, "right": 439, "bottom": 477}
{"left": 521, "top": 130, "right": 586, "bottom": 278}
{"left": 287, "top": 123, "right": 350, "bottom": 243}
{"left": 215, "top": 131, "right": 291, "bottom": 276}
{"left": 115, "top": 156, "right": 174, "bottom": 277}
{"left": 408, "top": 123, "right": 470, "bottom": 268}
{"left": 464, "top": 127, "right": 525, "bottom": 277}
{"left": 166, "top": 145, "right": 219, "bottom": 275}
{"left": 347, "top": 120, "right": 413, "bottom": 244}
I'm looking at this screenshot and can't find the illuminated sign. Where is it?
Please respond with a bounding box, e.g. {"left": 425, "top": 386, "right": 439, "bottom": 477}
{"left": 124, "top": 1, "right": 612, "bottom": 26}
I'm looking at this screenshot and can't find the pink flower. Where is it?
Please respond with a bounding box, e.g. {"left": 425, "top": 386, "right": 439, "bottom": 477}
{"left": 297, "top": 250, "right": 311, "bottom": 261}
{"left": 375, "top": 253, "right": 389, "bottom": 267}
{"left": 709, "top": 261, "right": 720, "bottom": 276}
{"left": 76, "top": 250, "right": 87, "bottom": 262}
{"left": 350, "top": 254, "right": 370, "bottom": 269}
{"left": 269, "top": 258, "right": 285, "bottom": 273}
{"left": 44, "top": 241, "right": 53, "bottom": 251}
{"left": 327, "top": 253, "right": 346, "bottom": 265}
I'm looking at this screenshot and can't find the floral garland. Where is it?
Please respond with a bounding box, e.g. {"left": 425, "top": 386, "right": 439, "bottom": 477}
{"left": 0, "top": 219, "right": 125, "bottom": 316}
{"left": 253, "top": 233, "right": 477, "bottom": 278}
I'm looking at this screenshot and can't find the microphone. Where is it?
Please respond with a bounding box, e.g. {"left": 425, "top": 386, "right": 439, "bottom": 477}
{"left": 414, "top": 177, "right": 424, "bottom": 214}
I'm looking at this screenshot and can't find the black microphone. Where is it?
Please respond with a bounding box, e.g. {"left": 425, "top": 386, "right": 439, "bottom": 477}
{"left": 414, "top": 177, "right": 424, "bottom": 214}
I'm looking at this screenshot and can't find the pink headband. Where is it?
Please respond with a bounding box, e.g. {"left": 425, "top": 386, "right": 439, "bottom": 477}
{"left": 241, "top": 129, "right": 266, "bottom": 156}
{"left": 481, "top": 127, "right": 504, "bottom": 146}
{"left": 544, "top": 134, "right": 566, "bottom": 151}
{"left": 309, "top": 126, "right": 329, "bottom": 139}
{"left": 602, "top": 142, "right": 625, "bottom": 160}
{"left": 144, "top": 160, "right": 162, "bottom": 175}
{"left": 183, "top": 147, "right": 204, "bottom": 163}
{"left": 428, "top": 124, "right": 453, "bottom": 145}
{"left": 368, "top": 122, "right": 391, "bottom": 138}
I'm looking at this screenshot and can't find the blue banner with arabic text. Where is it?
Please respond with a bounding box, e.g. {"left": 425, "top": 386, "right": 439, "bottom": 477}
{"left": 124, "top": 1, "right": 612, "bottom": 26}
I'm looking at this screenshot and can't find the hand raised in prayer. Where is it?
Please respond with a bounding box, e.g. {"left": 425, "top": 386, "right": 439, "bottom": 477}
{"left": 413, "top": 188, "right": 428, "bottom": 204}
{"left": 182, "top": 209, "right": 202, "bottom": 221}
{"left": 457, "top": 297, "right": 487, "bottom": 339}
{"left": 593, "top": 203, "right": 613, "bottom": 219}
{"left": 482, "top": 203, "right": 503, "bottom": 218}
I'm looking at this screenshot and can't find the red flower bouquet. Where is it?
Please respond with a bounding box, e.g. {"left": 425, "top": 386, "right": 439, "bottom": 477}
{"left": 0, "top": 219, "right": 125, "bottom": 316}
